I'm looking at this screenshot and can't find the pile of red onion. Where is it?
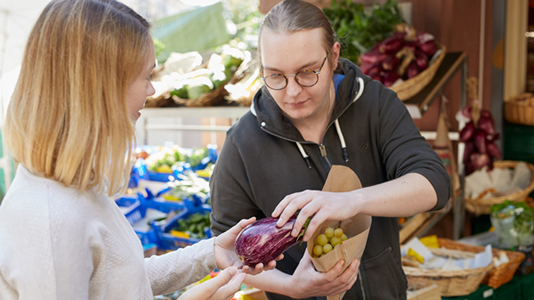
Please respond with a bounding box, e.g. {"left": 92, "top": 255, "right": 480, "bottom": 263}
{"left": 459, "top": 107, "right": 502, "bottom": 175}
{"left": 359, "top": 25, "right": 439, "bottom": 87}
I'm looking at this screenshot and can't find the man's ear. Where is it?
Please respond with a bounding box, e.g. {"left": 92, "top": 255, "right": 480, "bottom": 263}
{"left": 331, "top": 42, "right": 341, "bottom": 68}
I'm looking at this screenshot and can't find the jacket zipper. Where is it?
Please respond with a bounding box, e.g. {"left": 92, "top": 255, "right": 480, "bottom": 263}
{"left": 318, "top": 144, "right": 327, "bottom": 157}
{"left": 318, "top": 144, "right": 331, "bottom": 168}
{"left": 260, "top": 127, "right": 334, "bottom": 167}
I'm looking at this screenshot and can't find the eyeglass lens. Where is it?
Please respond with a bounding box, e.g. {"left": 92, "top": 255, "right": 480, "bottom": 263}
{"left": 265, "top": 71, "right": 318, "bottom": 90}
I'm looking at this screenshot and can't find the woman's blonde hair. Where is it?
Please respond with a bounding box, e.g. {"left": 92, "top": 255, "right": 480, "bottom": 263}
{"left": 258, "top": 0, "right": 340, "bottom": 70}
{"left": 4, "top": 0, "right": 151, "bottom": 196}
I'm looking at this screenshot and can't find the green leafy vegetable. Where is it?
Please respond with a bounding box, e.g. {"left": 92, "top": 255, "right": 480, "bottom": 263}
{"left": 174, "top": 212, "right": 211, "bottom": 239}
{"left": 323, "top": 0, "right": 405, "bottom": 63}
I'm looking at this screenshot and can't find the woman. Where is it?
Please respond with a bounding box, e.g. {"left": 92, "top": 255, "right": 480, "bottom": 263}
{"left": 210, "top": 0, "right": 451, "bottom": 299}
{"left": 0, "top": 0, "right": 277, "bottom": 299}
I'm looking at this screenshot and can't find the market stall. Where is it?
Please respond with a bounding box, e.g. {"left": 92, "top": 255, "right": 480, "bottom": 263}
{"left": 121, "top": 1, "right": 534, "bottom": 299}
{"left": 3, "top": 0, "right": 534, "bottom": 299}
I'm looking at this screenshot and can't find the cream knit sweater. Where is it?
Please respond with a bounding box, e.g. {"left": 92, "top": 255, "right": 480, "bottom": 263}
{"left": 0, "top": 165, "right": 218, "bottom": 299}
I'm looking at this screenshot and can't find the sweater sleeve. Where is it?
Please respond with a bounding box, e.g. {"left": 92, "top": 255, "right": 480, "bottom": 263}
{"left": 377, "top": 87, "right": 451, "bottom": 211}
{"left": 144, "top": 238, "right": 218, "bottom": 296}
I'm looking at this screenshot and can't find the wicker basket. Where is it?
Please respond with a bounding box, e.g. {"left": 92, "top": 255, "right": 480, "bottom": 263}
{"left": 483, "top": 248, "right": 525, "bottom": 289}
{"left": 172, "top": 84, "right": 229, "bottom": 107}
{"left": 403, "top": 238, "right": 494, "bottom": 297}
{"left": 390, "top": 46, "right": 446, "bottom": 101}
{"left": 504, "top": 94, "right": 534, "bottom": 126}
{"left": 464, "top": 161, "right": 534, "bottom": 215}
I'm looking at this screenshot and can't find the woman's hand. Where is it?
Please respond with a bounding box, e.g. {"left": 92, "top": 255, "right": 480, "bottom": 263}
{"left": 271, "top": 190, "right": 359, "bottom": 241}
{"left": 214, "top": 217, "right": 283, "bottom": 275}
{"left": 178, "top": 267, "right": 246, "bottom": 300}
{"left": 286, "top": 250, "right": 360, "bottom": 298}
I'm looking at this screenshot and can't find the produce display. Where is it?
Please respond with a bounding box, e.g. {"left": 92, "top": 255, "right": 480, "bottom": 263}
{"left": 169, "top": 47, "right": 245, "bottom": 100}
{"left": 140, "top": 145, "right": 211, "bottom": 173}
{"left": 490, "top": 200, "right": 534, "bottom": 249}
{"left": 359, "top": 24, "right": 440, "bottom": 87}
{"left": 147, "top": 45, "right": 248, "bottom": 107}
{"left": 235, "top": 215, "right": 309, "bottom": 266}
{"left": 171, "top": 212, "right": 211, "bottom": 239}
{"left": 459, "top": 106, "right": 502, "bottom": 175}
{"left": 323, "top": 0, "right": 406, "bottom": 63}
{"left": 312, "top": 226, "right": 348, "bottom": 258}
{"left": 165, "top": 171, "right": 210, "bottom": 202}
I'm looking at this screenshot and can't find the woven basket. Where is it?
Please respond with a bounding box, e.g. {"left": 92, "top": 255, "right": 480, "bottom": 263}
{"left": 465, "top": 161, "right": 534, "bottom": 215}
{"left": 172, "top": 84, "right": 229, "bottom": 107}
{"left": 403, "top": 238, "right": 494, "bottom": 297}
{"left": 390, "top": 46, "right": 446, "bottom": 101}
{"left": 483, "top": 248, "right": 525, "bottom": 289}
{"left": 504, "top": 94, "right": 534, "bottom": 126}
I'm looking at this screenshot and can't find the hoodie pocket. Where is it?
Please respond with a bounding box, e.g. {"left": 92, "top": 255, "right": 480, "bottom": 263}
{"left": 360, "top": 246, "right": 407, "bottom": 300}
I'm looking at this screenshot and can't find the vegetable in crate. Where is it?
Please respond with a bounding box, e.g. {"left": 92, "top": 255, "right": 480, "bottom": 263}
{"left": 144, "top": 146, "right": 186, "bottom": 172}
{"left": 167, "top": 172, "right": 210, "bottom": 201}
{"left": 174, "top": 212, "right": 211, "bottom": 239}
{"left": 186, "top": 147, "right": 209, "bottom": 168}
{"left": 235, "top": 215, "right": 310, "bottom": 266}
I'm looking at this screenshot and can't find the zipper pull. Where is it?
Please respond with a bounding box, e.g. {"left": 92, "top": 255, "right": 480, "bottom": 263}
{"left": 319, "top": 144, "right": 327, "bottom": 157}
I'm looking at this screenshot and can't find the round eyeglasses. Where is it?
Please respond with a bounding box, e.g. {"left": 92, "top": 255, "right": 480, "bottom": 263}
{"left": 262, "top": 56, "right": 328, "bottom": 90}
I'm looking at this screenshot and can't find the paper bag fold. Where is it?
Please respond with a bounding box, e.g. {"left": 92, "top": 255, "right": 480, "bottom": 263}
{"left": 307, "top": 165, "right": 372, "bottom": 300}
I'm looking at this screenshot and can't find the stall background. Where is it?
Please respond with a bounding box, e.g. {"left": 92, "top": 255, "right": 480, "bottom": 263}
{"left": 0, "top": 0, "right": 50, "bottom": 198}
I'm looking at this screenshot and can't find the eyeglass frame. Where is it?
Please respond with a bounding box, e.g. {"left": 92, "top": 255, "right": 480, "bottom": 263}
{"left": 261, "top": 55, "right": 329, "bottom": 90}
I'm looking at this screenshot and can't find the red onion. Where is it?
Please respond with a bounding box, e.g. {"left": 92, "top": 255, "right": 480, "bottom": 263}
{"left": 415, "top": 51, "right": 429, "bottom": 71}
{"left": 382, "top": 71, "right": 401, "bottom": 87}
{"left": 474, "top": 130, "right": 487, "bottom": 153}
{"left": 381, "top": 55, "right": 400, "bottom": 71}
{"left": 360, "top": 50, "right": 389, "bottom": 65}
{"left": 459, "top": 121, "right": 476, "bottom": 142}
{"left": 405, "top": 61, "right": 421, "bottom": 79}
{"left": 378, "top": 35, "right": 404, "bottom": 54}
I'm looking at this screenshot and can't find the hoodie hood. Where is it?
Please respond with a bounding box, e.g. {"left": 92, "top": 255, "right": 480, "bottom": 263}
{"left": 250, "top": 58, "right": 366, "bottom": 166}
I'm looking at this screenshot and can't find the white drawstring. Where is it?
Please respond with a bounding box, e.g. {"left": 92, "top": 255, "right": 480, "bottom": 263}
{"left": 334, "top": 119, "right": 349, "bottom": 162}
{"left": 296, "top": 142, "right": 311, "bottom": 168}
{"left": 291, "top": 77, "right": 366, "bottom": 168}
{"left": 353, "top": 77, "right": 364, "bottom": 103}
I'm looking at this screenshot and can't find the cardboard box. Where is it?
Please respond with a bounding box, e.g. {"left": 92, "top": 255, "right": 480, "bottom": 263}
{"left": 407, "top": 283, "right": 441, "bottom": 300}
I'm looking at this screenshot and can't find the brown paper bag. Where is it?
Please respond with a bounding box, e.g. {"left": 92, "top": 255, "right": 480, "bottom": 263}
{"left": 307, "top": 165, "right": 372, "bottom": 300}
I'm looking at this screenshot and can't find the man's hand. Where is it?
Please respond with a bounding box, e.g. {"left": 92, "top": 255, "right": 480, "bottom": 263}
{"left": 272, "top": 190, "right": 358, "bottom": 241}
{"left": 286, "top": 251, "right": 360, "bottom": 298}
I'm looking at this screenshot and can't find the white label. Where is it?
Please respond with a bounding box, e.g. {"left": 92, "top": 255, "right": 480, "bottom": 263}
{"left": 483, "top": 288, "right": 494, "bottom": 298}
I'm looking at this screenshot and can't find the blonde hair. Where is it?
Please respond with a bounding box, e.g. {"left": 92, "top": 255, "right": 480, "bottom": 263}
{"left": 4, "top": 0, "right": 150, "bottom": 196}
{"left": 259, "top": 0, "right": 339, "bottom": 69}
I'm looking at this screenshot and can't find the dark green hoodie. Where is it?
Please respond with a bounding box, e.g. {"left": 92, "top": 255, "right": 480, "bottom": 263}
{"left": 210, "top": 58, "right": 450, "bottom": 300}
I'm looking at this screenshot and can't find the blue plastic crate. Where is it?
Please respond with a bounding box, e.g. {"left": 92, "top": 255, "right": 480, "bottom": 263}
{"left": 115, "top": 195, "right": 144, "bottom": 225}
{"left": 115, "top": 193, "right": 185, "bottom": 248}
{"left": 137, "top": 188, "right": 186, "bottom": 214}
{"left": 152, "top": 200, "right": 212, "bottom": 250}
